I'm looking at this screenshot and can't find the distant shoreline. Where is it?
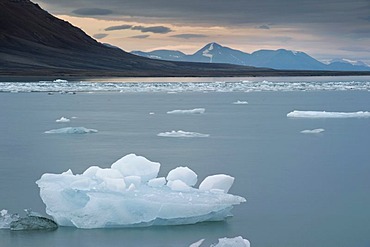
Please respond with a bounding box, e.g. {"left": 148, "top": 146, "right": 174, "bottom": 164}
{"left": 1, "top": 70, "right": 370, "bottom": 82}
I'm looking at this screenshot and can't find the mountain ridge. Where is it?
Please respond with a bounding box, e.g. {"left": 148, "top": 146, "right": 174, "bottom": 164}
{"left": 132, "top": 42, "right": 370, "bottom": 71}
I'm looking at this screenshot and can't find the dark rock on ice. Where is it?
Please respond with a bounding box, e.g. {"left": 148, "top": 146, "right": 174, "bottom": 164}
{"left": 10, "top": 216, "right": 58, "bottom": 231}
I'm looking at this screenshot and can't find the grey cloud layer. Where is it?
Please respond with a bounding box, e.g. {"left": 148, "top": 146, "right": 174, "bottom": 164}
{"left": 170, "top": 34, "right": 208, "bottom": 39}
{"left": 93, "top": 33, "right": 108, "bottom": 39}
{"left": 130, "top": 35, "right": 150, "bottom": 39}
{"left": 72, "top": 8, "right": 113, "bottom": 16}
{"left": 105, "top": 24, "right": 172, "bottom": 34}
{"left": 36, "top": 0, "right": 370, "bottom": 27}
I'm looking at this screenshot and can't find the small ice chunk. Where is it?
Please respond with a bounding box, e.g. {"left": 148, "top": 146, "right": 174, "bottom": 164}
{"left": 149, "top": 112, "right": 155, "bottom": 115}
{"left": 56, "top": 117, "right": 70, "bottom": 123}
{"left": 199, "top": 175, "right": 235, "bottom": 193}
{"left": 233, "top": 101, "right": 248, "bottom": 105}
{"left": 166, "top": 166, "right": 197, "bottom": 186}
{"left": 111, "top": 154, "right": 160, "bottom": 182}
{"left": 212, "top": 236, "right": 250, "bottom": 247}
{"left": 287, "top": 110, "right": 370, "bottom": 118}
{"left": 167, "top": 179, "right": 192, "bottom": 191}
{"left": 167, "top": 108, "right": 205, "bottom": 114}
{"left": 189, "top": 239, "right": 205, "bottom": 247}
{"left": 157, "top": 130, "right": 209, "bottom": 138}
{"left": 148, "top": 177, "right": 166, "bottom": 188}
{"left": 53, "top": 79, "right": 68, "bottom": 83}
{"left": 0, "top": 209, "right": 20, "bottom": 229}
{"left": 44, "top": 127, "right": 98, "bottom": 134}
{"left": 300, "top": 128, "right": 325, "bottom": 134}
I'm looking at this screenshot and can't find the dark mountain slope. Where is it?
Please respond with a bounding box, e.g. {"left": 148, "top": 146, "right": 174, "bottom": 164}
{"left": 0, "top": 0, "right": 277, "bottom": 78}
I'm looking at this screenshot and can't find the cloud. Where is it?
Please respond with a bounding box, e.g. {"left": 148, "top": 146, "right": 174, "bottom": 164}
{"left": 130, "top": 35, "right": 150, "bottom": 39}
{"left": 131, "top": 25, "right": 172, "bottom": 34}
{"left": 39, "top": 0, "right": 370, "bottom": 27}
{"left": 105, "top": 24, "right": 133, "bottom": 31}
{"left": 93, "top": 33, "right": 108, "bottom": 39}
{"left": 257, "top": 25, "right": 270, "bottom": 30}
{"left": 339, "top": 46, "right": 370, "bottom": 52}
{"left": 170, "top": 34, "right": 208, "bottom": 39}
{"left": 104, "top": 24, "right": 171, "bottom": 34}
{"left": 72, "top": 8, "right": 113, "bottom": 16}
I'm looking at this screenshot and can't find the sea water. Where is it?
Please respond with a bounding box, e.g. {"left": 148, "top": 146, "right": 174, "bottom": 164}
{"left": 0, "top": 76, "right": 370, "bottom": 246}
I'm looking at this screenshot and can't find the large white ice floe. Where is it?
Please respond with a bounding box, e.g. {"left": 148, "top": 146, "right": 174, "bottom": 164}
{"left": 44, "top": 127, "right": 98, "bottom": 134}
{"left": 167, "top": 108, "right": 206, "bottom": 114}
{"left": 36, "top": 154, "right": 245, "bottom": 228}
{"left": 287, "top": 110, "right": 370, "bottom": 118}
{"left": 157, "top": 130, "right": 210, "bottom": 138}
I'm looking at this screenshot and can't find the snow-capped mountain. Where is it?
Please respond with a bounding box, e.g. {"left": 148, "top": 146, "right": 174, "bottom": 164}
{"left": 188, "top": 42, "right": 250, "bottom": 65}
{"left": 131, "top": 42, "right": 370, "bottom": 71}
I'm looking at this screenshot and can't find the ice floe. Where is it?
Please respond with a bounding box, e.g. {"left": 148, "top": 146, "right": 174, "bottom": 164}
{"left": 199, "top": 175, "right": 235, "bottom": 193}
{"left": 44, "top": 127, "right": 98, "bottom": 134}
{"left": 36, "top": 154, "right": 245, "bottom": 228}
{"left": 287, "top": 110, "right": 370, "bottom": 118}
{"left": 167, "top": 108, "right": 205, "bottom": 114}
{"left": 189, "top": 236, "right": 250, "bottom": 247}
{"left": 53, "top": 79, "right": 68, "bottom": 83}
{"left": 2, "top": 79, "right": 370, "bottom": 93}
{"left": 157, "top": 130, "right": 210, "bottom": 138}
{"left": 55, "top": 117, "right": 70, "bottom": 123}
{"left": 233, "top": 100, "right": 248, "bottom": 105}
{"left": 300, "top": 128, "right": 325, "bottom": 134}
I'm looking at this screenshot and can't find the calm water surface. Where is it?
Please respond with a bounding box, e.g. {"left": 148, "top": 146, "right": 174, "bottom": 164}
{"left": 0, "top": 81, "right": 369, "bottom": 246}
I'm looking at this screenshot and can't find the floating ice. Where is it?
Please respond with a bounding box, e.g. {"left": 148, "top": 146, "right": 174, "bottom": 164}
{"left": 199, "top": 175, "right": 235, "bottom": 193}
{"left": 189, "top": 236, "right": 250, "bottom": 247}
{"left": 157, "top": 130, "right": 210, "bottom": 138}
{"left": 53, "top": 79, "right": 68, "bottom": 83}
{"left": 300, "top": 128, "right": 325, "bottom": 134}
{"left": 287, "top": 110, "right": 370, "bottom": 118}
{"left": 167, "top": 108, "right": 205, "bottom": 114}
{"left": 55, "top": 117, "right": 70, "bottom": 123}
{"left": 166, "top": 166, "right": 197, "bottom": 187}
{"left": 36, "top": 154, "right": 245, "bottom": 228}
{"left": 212, "top": 236, "right": 250, "bottom": 247}
{"left": 44, "top": 127, "right": 98, "bottom": 134}
{"left": 111, "top": 153, "right": 160, "bottom": 183}
{"left": 233, "top": 100, "right": 248, "bottom": 105}
{"left": 1, "top": 79, "right": 370, "bottom": 93}
{"left": 189, "top": 239, "right": 205, "bottom": 247}
{"left": 0, "top": 209, "right": 19, "bottom": 229}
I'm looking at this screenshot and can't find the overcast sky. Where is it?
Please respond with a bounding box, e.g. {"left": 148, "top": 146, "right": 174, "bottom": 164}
{"left": 34, "top": 0, "right": 370, "bottom": 63}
